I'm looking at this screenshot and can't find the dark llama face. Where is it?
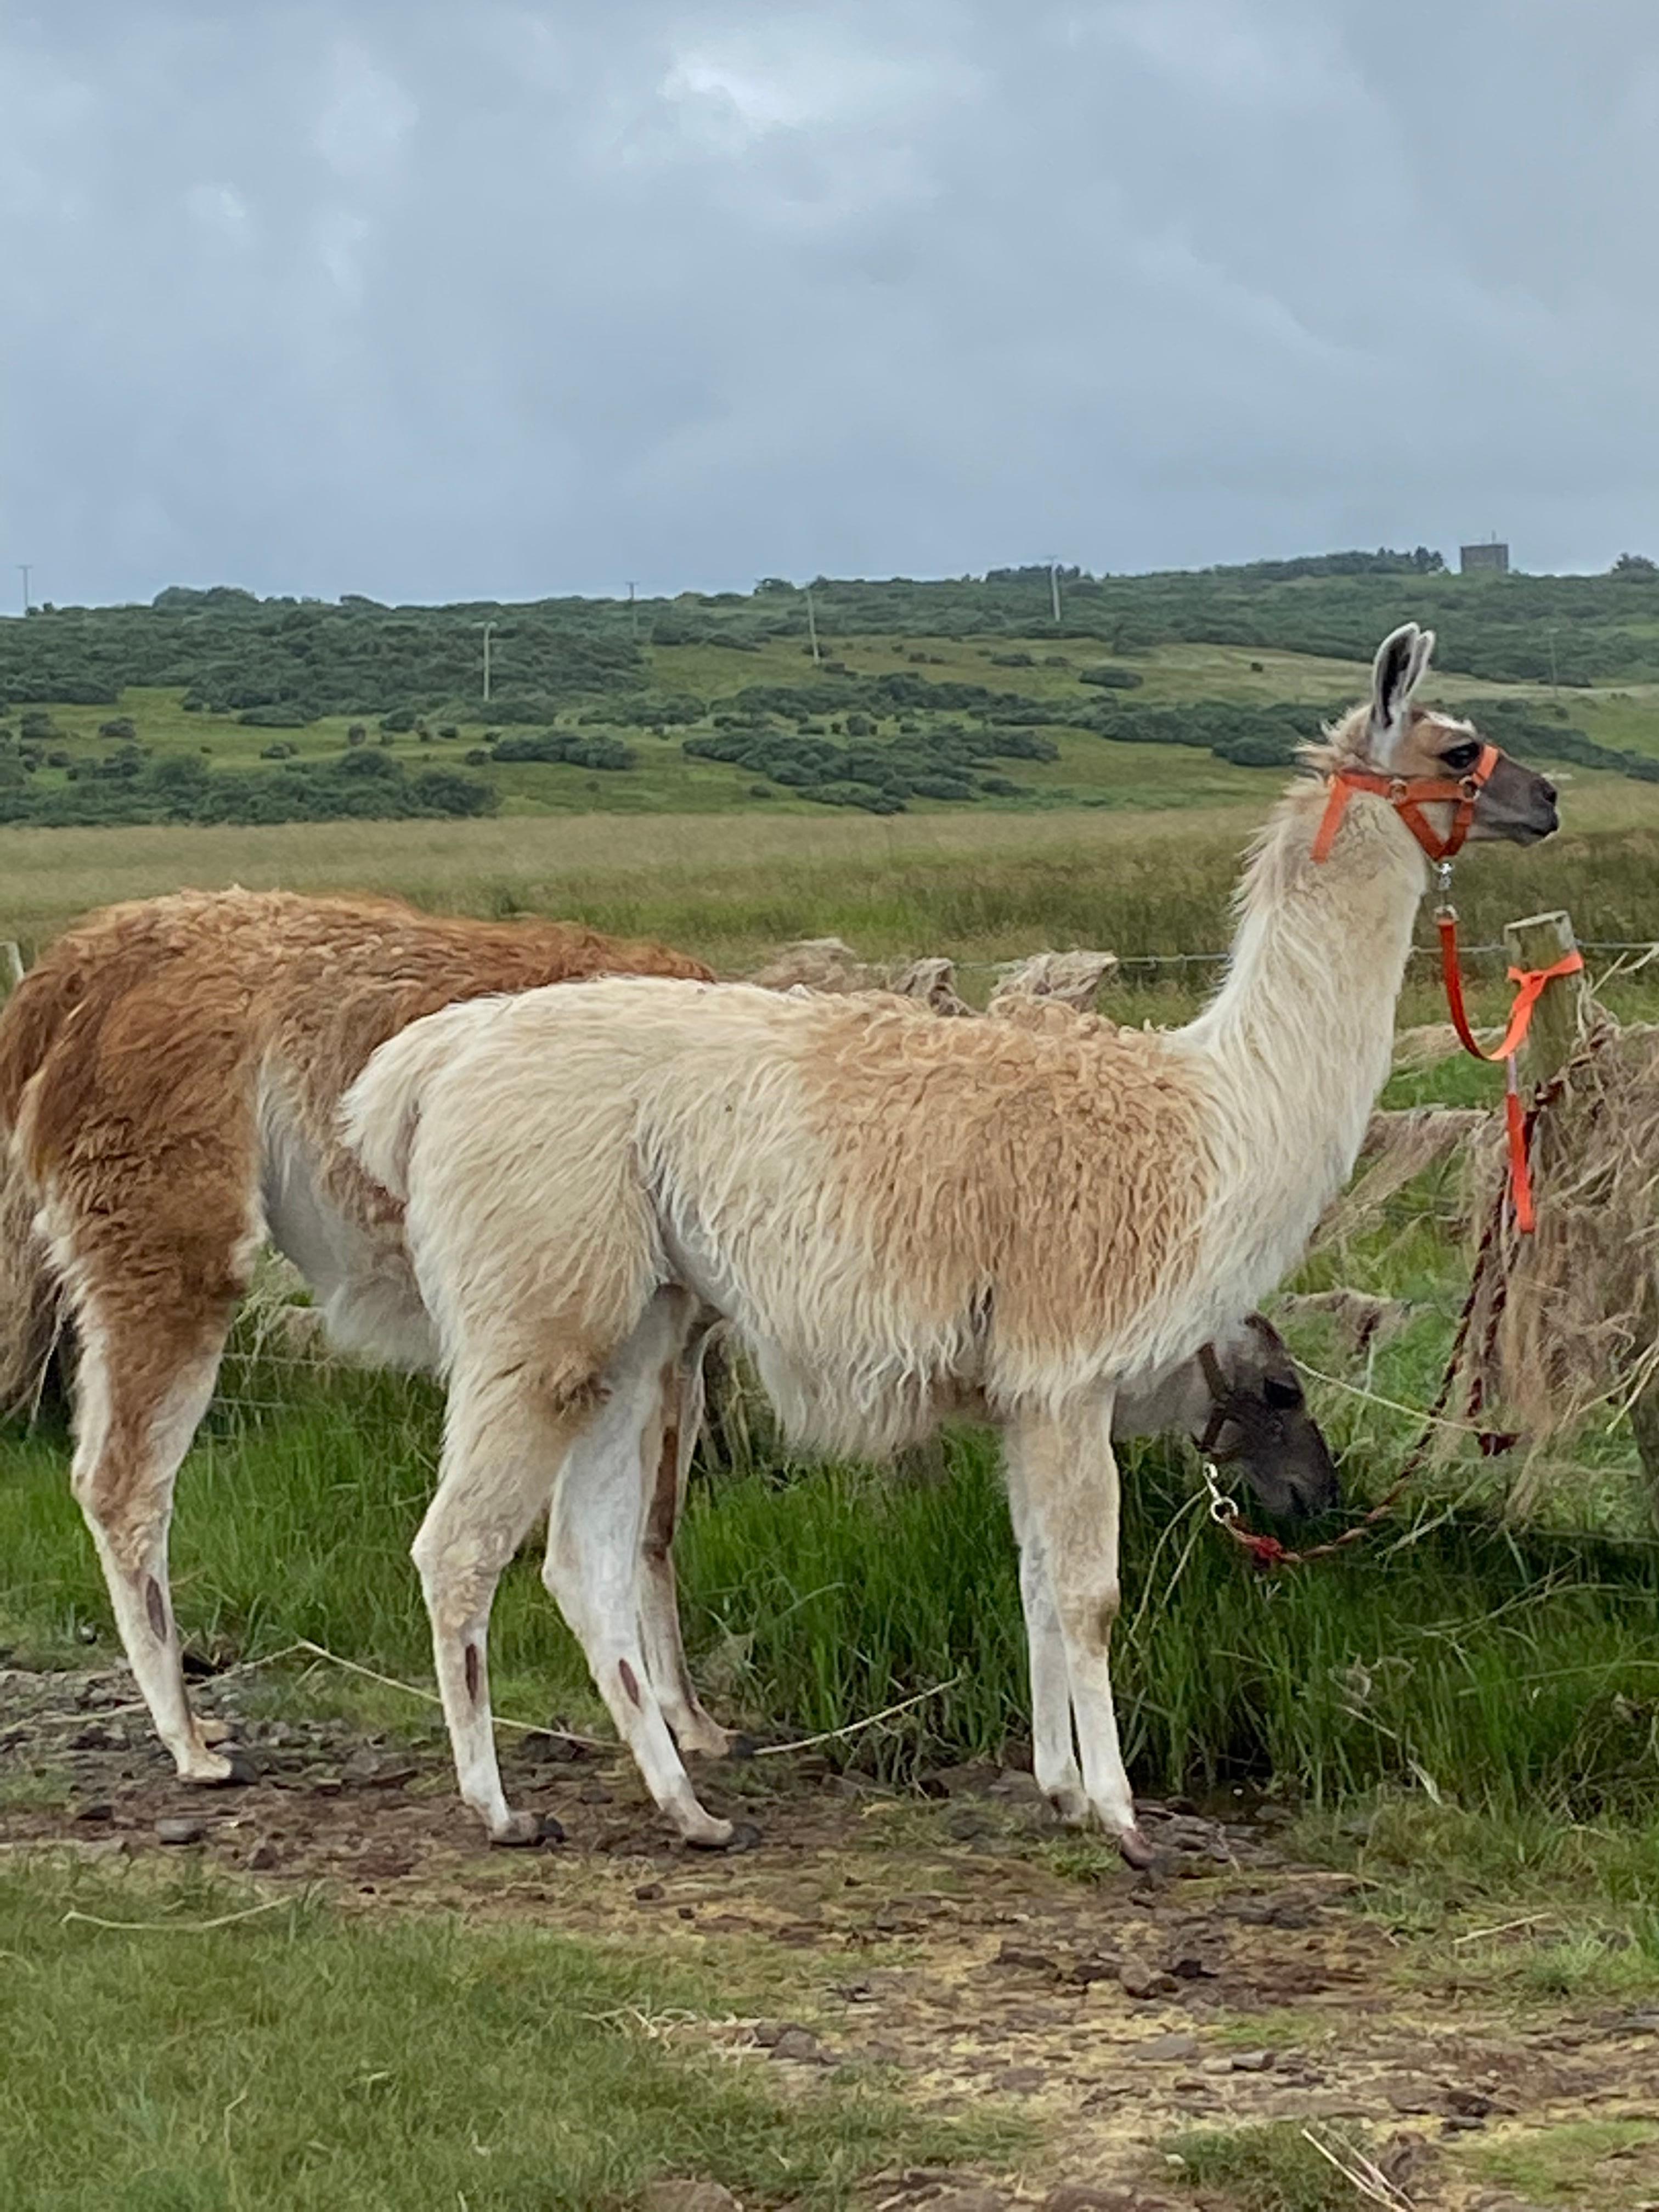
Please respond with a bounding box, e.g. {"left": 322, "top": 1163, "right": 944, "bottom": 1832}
{"left": 1211, "top": 1316, "right": 1340, "bottom": 1521}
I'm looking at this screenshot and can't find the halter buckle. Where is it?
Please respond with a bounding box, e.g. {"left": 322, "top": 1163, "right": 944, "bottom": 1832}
{"left": 1201, "top": 1459, "right": 1239, "bottom": 1525}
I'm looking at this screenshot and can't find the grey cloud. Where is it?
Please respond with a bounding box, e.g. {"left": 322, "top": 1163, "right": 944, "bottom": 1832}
{"left": 2, "top": 0, "right": 1655, "bottom": 605}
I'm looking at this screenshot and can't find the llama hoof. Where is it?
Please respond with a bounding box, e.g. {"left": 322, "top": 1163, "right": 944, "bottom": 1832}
{"left": 678, "top": 1720, "right": 737, "bottom": 1760}
{"left": 681, "top": 1815, "right": 737, "bottom": 1852}
{"left": 721, "top": 1820, "right": 764, "bottom": 1854}
{"left": 182, "top": 1747, "right": 255, "bottom": 1787}
{"left": 1117, "top": 1824, "right": 1157, "bottom": 1872}
{"left": 492, "top": 1810, "right": 565, "bottom": 1848}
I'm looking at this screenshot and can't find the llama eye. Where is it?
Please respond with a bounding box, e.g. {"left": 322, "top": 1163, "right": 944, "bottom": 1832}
{"left": 1441, "top": 740, "right": 1481, "bottom": 772}
{"left": 1263, "top": 1376, "right": 1302, "bottom": 1408}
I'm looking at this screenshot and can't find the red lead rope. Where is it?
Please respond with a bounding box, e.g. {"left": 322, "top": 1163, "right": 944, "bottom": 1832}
{"left": 1435, "top": 909, "right": 1583, "bottom": 1233}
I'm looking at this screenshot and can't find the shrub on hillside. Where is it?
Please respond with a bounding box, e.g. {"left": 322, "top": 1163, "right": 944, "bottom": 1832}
{"left": 490, "top": 730, "right": 636, "bottom": 771}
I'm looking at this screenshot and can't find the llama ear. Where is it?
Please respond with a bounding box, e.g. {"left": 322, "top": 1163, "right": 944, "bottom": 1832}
{"left": 1369, "top": 622, "right": 1434, "bottom": 764}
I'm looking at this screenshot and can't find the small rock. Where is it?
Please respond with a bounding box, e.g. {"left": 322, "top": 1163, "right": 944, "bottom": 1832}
{"left": 1446, "top": 2086, "right": 1496, "bottom": 2119}
{"left": 527, "top": 1730, "right": 585, "bottom": 1764}
{"left": 343, "top": 1749, "right": 417, "bottom": 1789}
{"left": 676, "top": 1905, "right": 696, "bottom": 1922}
{"left": 1135, "top": 2033, "right": 1199, "bottom": 2064}
{"left": 1069, "top": 1955, "right": 1119, "bottom": 1987}
{"left": 640, "top": 2183, "right": 742, "bottom": 2212}
{"left": 1118, "top": 1958, "right": 1177, "bottom": 2001}
{"left": 76, "top": 1623, "right": 99, "bottom": 1645}
{"left": 923, "top": 1761, "right": 1000, "bottom": 1799}
{"left": 634, "top": 1881, "right": 665, "bottom": 1902}
{"left": 1167, "top": 1951, "right": 1218, "bottom": 1980}
{"left": 69, "top": 1726, "right": 118, "bottom": 1751}
{"left": 1230, "top": 2048, "right": 1275, "bottom": 2073}
{"left": 994, "top": 1941, "right": 1056, "bottom": 1974}
{"left": 311, "top": 1777, "right": 342, "bottom": 1797}
{"left": 155, "top": 1816, "right": 206, "bottom": 1846}
{"left": 74, "top": 1801, "right": 114, "bottom": 1823}
{"left": 769, "top": 2027, "right": 825, "bottom": 2063}
{"left": 1384, "top": 2079, "right": 1436, "bottom": 2114}
{"left": 578, "top": 1779, "right": 614, "bottom": 1805}
{"left": 992, "top": 2065, "right": 1047, "bottom": 2094}
{"left": 246, "top": 1840, "right": 280, "bottom": 1871}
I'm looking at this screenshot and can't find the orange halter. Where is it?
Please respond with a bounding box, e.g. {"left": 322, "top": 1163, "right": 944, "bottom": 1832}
{"left": 1309, "top": 738, "right": 1576, "bottom": 1235}
{"left": 1309, "top": 741, "right": 1501, "bottom": 866}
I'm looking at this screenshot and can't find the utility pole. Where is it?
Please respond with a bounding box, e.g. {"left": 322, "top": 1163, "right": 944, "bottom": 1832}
{"left": 478, "top": 620, "right": 496, "bottom": 703}
{"left": 804, "top": 583, "right": 821, "bottom": 664}
{"left": 16, "top": 564, "right": 32, "bottom": 612}
{"left": 625, "top": 582, "right": 638, "bottom": 641}
{"left": 1048, "top": 560, "right": 1062, "bottom": 627}
{"left": 1547, "top": 625, "right": 1560, "bottom": 695}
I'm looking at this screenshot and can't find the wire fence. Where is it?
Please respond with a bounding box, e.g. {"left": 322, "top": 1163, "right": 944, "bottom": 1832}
{"left": 955, "top": 939, "right": 1659, "bottom": 974}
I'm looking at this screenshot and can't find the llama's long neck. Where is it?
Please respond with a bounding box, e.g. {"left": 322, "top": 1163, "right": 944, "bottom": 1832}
{"left": 1173, "top": 783, "right": 1427, "bottom": 1314}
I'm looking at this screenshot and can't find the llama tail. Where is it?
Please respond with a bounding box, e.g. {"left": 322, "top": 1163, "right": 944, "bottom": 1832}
{"left": 339, "top": 998, "right": 492, "bottom": 1202}
{"left": 0, "top": 961, "right": 71, "bottom": 1417}
{"left": 0, "top": 1139, "right": 60, "bottom": 1415}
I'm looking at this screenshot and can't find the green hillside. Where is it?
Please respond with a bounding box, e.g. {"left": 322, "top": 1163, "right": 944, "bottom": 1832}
{"left": 4, "top": 551, "right": 1659, "bottom": 826}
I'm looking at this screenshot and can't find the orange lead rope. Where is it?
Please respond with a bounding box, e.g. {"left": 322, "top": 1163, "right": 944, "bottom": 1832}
{"left": 1436, "top": 898, "right": 1582, "bottom": 1233}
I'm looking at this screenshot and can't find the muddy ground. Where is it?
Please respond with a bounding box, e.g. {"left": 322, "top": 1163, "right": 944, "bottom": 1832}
{"left": 4, "top": 1660, "right": 1658, "bottom": 2212}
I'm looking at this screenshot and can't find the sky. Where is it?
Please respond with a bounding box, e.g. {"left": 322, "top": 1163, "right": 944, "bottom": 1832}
{"left": 2, "top": 1, "right": 1656, "bottom": 607}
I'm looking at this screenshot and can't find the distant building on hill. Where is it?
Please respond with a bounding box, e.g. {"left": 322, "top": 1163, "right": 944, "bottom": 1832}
{"left": 1460, "top": 540, "right": 1510, "bottom": 575}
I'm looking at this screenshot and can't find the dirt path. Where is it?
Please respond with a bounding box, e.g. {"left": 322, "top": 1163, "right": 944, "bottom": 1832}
{"left": 4, "top": 1661, "right": 1658, "bottom": 2211}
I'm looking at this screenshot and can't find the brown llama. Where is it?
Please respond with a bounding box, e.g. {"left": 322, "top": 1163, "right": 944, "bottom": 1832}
{"left": 0, "top": 888, "right": 1336, "bottom": 1836}
{"left": 0, "top": 888, "right": 711, "bottom": 1787}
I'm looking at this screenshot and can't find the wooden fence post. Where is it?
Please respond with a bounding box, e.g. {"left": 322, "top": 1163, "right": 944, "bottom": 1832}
{"left": 1502, "top": 910, "right": 1586, "bottom": 1089}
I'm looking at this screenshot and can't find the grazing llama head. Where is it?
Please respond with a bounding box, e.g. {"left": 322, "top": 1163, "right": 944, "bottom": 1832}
{"left": 1323, "top": 622, "right": 1560, "bottom": 849}
{"left": 1199, "top": 1313, "right": 1338, "bottom": 1521}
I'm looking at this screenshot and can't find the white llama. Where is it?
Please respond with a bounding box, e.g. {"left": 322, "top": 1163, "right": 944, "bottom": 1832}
{"left": 342, "top": 625, "right": 1558, "bottom": 1861}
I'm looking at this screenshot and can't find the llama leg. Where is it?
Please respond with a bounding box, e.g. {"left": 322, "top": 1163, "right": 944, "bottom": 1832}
{"left": 1004, "top": 1456, "right": 1086, "bottom": 1821}
{"left": 543, "top": 1301, "right": 733, "bottom": 1847}
{"left": 411, "top": 1374, "right": 588, "bottom": 1846}
{"left": 70, "top": 1304, "right": 242, "bottom": 1784}
{"left": 635, "top": 1331, "right": 733, "bottom": 1758}
{"left": 1005, "top": 1402, "right": 1150, "bottom": 1867}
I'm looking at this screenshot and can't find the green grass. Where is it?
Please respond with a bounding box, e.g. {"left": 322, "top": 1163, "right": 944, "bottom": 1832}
{"left": 1466, "top": 2119, "right": 1659, "bottom": 2207}
{"left": 1164, "top": 2120, "right": 1362, "bottom": 2212}
{"left": 6, "top": 1306, "right": 1659, "bottom": 1831}
{"left": 0, "top": 1860, "right": 1005, "bottom": 2212}
{"left": 7, "top": 762, "right": 1659, "bottom": 976}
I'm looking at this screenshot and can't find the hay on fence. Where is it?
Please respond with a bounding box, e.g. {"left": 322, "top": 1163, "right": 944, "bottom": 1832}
{"left": 746, "top": 937, "right": 879, "bottom": 993}
{"left": 1312, "top": 1105, "right": 1489, "bottom": 1251}
{"left": 988, "top": 949, "right": 1118, "bottom": 1013}
{"left": 744, "top": 939, "right": 1118, "bottom": 1021}
{"left": 1276, "top": 1288, "right": 1416, "bottom": 1358}
{"left": 1462, "top": 1014, "right": 1659, "bottom": 1447}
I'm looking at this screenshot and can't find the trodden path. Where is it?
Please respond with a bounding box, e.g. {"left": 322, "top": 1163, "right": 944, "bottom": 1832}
{"left": 4, "top": 1660, "right": 1658, "bottom": 2211}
